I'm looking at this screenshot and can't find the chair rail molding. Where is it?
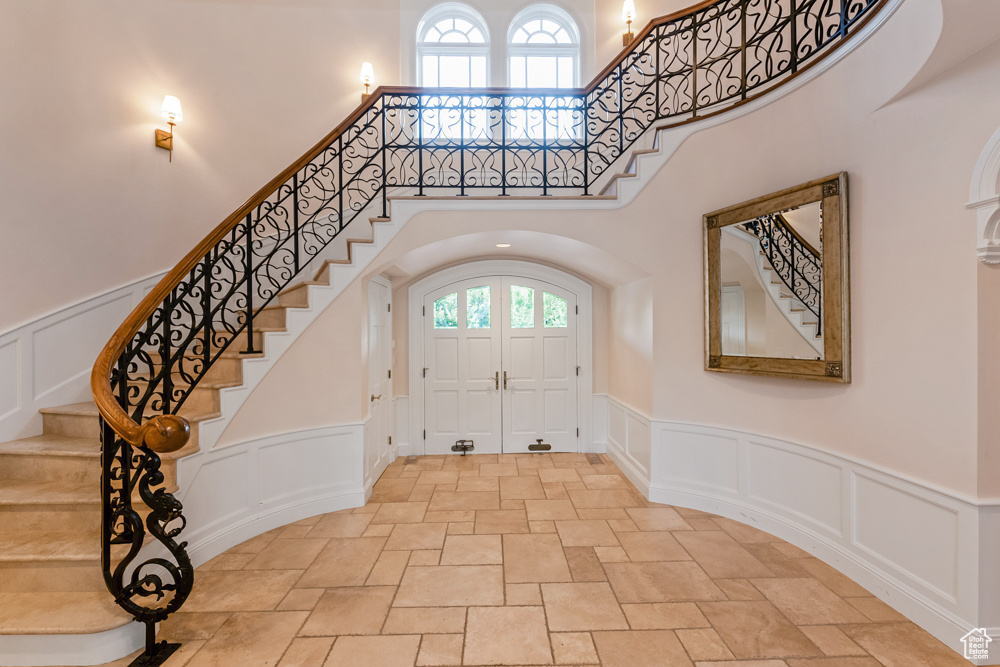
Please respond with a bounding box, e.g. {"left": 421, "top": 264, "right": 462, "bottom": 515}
{"left": 967, "top": 124, "right": 1000, "bottom": 264}
{"left": 648, "top": 419, "right": 1000, "bottom": 664}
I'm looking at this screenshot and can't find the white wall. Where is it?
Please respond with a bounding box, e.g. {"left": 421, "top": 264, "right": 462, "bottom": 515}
{"left": 0, "top": 0, "right": 401, "bottom": 332}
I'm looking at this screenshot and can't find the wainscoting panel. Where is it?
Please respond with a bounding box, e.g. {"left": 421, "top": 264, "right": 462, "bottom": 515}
{"left": 0, "top": 340, "right": 19, "bottom": 421}
{"left": 657, "top": 426, "right": 739, "bottom": 495}
{"left": 852, "top": 471, "right": 959, "bottom": 601}
{"left": 0, "top": 271, "right": 166, "bottom": 442}
{"left": 177, "top": 424, "right": 365, "bottom": 567}
{"left": 648, "top": 420, "right": 997, "bottom": 663}
{"left": 747, "top": 440, "right": 843, "bottom": 536}
{"left": 604, "top": 397, "right": 650, "bottom": 495}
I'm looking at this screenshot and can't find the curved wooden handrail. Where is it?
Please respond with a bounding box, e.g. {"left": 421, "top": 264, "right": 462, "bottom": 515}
{"left": 92, "top": 0, "right": 889, "bottom": 452}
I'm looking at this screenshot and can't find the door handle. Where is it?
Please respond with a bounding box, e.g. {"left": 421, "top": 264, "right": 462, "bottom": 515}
{"left": 494, "top": 371, "right": 499, "bottom": 390}
{"left": 370, "top": 393, "right": 382, "bottom": 402}
{"left": 503, "top": 371, "right": 513, "bottom": 390}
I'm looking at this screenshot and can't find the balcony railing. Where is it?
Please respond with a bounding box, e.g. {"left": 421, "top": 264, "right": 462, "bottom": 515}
{"left": 90, "top": 0, "right": 887, "bottom": 661}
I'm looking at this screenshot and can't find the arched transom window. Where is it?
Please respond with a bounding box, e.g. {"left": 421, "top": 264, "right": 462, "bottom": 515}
{"left": 508, "top": 6, "right": 580, "bottom": 89}
{"left": 417, "top": 4, "right": 489, "bottom": 87}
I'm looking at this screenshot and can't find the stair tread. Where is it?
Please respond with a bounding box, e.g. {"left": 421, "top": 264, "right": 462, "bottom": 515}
{"left": 0, "top": 434, "right": 98, "bottom": 458}
{"left": 38, "top": 401, "right": 220, "bottom": 425}
{"left": 0, "top": 592, "right": 132, "bottom": 635}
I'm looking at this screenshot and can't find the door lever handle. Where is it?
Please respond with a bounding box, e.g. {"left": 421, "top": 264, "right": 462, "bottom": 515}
{"left": 503, "top": 371, "right": 513, "bottom": 390}
{"left": 494, "top": 371, "right": 499, "bottom": 390}
{"left": 370, "top": 393, "right": 382, "bottom": 402}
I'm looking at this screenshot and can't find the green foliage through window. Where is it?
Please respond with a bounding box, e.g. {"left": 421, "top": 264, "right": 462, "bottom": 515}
{"left": 543, "top": 292, "right": 568, "bottom": 327}
{"left": 511, "top": 285, "right": 534, "bottom": 328}
{"left": 467, "top": 286, "right": 490, "bottom": 328}
{"left": 434, "top": 292, "right": 458, "bottom": 328}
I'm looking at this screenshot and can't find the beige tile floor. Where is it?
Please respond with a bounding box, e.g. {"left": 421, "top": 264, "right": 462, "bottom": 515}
{"left": 92, "top": 453, "right": 984, "bottom": 667}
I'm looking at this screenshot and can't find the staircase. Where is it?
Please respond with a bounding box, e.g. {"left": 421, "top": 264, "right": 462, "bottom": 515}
{"left": 0, "top": 0, "right": 891, "bottom": 661}
{"left": 755, "top": 248, "right": 824, "bottom": 355}
{"left": 0, "top": 218, "right": 391, "bottom": 664}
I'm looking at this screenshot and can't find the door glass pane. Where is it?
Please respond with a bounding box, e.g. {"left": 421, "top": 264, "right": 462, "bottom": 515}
{"left": 467, "top": 286, "right": 490, "bottom": 328}
{"left": 434, "top": 292, "right": 458, "bottom": 328}
{"left": 511, "top": 285, "right": 534, "bottom": 328}
{"left": 543, "top": 292, "right": 568, "bottom": 327}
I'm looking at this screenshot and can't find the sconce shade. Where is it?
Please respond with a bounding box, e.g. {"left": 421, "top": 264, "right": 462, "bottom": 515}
{"left": 622, "top": 0, "right": 636, "bottom": 23}
{"left": 161, "top": 95, "right": 183, "bottom": 123}
{"left": 359, "top": 62, "right": 375, "bottom": 86}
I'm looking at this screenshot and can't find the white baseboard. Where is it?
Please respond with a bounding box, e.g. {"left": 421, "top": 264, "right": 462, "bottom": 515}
{"left": 648, "top": 420, "right": 1000, "bottom": 664}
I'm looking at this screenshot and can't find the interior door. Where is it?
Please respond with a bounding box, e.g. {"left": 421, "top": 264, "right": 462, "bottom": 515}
{"left": 424, "top": 278, "right": 503, "bottom": 454}
{"left": 368, "top": 277, "right": 392, "bottom": 479}
{"left": 501, "top": 278, "right": 578, "bottom": 453}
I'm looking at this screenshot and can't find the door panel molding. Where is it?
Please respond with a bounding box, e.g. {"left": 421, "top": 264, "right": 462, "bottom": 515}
{"left": 409, "top": 260, "right": 593, "bottom": 455}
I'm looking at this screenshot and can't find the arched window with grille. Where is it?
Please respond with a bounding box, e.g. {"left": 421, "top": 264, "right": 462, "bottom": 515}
{"left": 416, "top": 3, "right": 490, "bottom": 88}
{"left": 507, "top": 5, "right": 579, "bottom": 89}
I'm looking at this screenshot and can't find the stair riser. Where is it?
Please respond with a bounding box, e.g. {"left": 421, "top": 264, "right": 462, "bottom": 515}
{"left": 145, "top": 354, "right": 245, "bottom": 384}
{"left": 0, "top": 562, "right": 105, "bottom": 593}
{"left": 254, "top": 308, "right": 287, "bottom": 329}
{"left": 0, "top": 508, "right": 101, "bottom": 534}
{"left": 0, "top": 455, "right": 177, "bottom": 487}
{"left": 279, "top": 285, "right": 310, "bottom": 308}
{"left": 43, "top": 411, "right": 203, "bottom": 451}
{"left": 0, "top": 454, "right": 100, "bottom": 483}
{"left": 42, "top": 412, "right": 100, "bottom": 440}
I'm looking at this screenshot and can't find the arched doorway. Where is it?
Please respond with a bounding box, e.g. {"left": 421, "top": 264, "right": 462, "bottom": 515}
{"left": 409, "top": 260, "right": 593, "bottom": 454}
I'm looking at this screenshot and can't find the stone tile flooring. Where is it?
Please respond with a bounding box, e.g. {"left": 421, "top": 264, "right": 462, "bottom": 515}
{"left": 94, "top": 453, "right": 978, "bottom": 666}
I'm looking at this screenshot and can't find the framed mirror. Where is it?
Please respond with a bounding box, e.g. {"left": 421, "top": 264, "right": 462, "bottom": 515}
{"left": 704, "top": 173, "right": 850, "bottom": 382}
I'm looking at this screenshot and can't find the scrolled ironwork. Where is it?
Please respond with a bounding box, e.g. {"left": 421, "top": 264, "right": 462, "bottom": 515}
{"left": 92, "top": 0, "right": 885, "bottom": 660}
{"left": 741, "top": 213, "right": 823, "bottom": 332}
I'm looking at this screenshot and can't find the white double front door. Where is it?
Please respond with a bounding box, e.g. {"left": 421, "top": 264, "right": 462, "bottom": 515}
{"left": 423, "top": 275, "right": 578, "bottom": 454}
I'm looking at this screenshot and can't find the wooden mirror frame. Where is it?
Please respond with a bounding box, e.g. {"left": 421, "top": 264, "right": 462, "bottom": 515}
{"left": 704, "top": 172, "right": 850, "bottom": 382}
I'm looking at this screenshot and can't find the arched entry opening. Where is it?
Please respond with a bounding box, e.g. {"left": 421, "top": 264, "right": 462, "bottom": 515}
{"left": 408, "top": 260, "right": 593, "bottom": 454}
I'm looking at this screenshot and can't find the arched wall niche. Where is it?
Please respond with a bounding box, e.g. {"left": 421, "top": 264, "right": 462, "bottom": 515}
{"left": 968, "top": 125, "right": 1000, "bottom": 263}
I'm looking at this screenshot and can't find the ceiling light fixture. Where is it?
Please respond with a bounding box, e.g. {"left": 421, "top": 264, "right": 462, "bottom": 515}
{"left": 496, "top": 243, "right": 511, "bottom": 248}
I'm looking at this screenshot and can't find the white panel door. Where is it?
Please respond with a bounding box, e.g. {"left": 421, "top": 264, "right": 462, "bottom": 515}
{"left": 423, "top": 278, "right": 503, "bottom": 454}
{"left": 368, "top": 277, "right": 392, "bottom": 480}
{"left": 501, "top": 278, "right": 578, "bottom": 453}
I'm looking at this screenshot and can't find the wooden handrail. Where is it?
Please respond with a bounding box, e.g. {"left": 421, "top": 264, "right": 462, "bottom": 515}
{"left": 92, "top": 0, "right": 887, "bottom": 452}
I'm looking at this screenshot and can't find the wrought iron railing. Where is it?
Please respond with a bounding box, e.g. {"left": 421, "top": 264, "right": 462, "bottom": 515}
{"left": 91, "top": 0, "right": 885, "bottom": 661}
{"left": 742, "top": 213, "right": 822, "bottom": 331}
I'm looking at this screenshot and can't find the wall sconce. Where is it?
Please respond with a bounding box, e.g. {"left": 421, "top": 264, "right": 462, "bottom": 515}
{"left": 622, "top": 0, "right": 636, "bottom": 46}
{"left": 155, "top": 95, "right": 183, "bottom": 162}
{"left": 359, "top": 62, "right": 374, "bottom": 103}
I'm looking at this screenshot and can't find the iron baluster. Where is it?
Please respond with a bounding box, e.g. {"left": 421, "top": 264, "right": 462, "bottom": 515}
{"left": 418, "top": 96, "right": 425, "bottom": 195}
{"left": 460, "top": 94, "right": 466, "bottom": 196}
{"left": 241, "top": 213, "right": 256, "bottom": 354}
{"left": 162, "top": 291, "right": 172, "bottom": 414}
{"left": 501, "top": 95, "right": 508, "bottom": 196}
{"left": 293, "top": 172, "right": 300, "bottom": 274}
{"left": 691, "top": 20, "right": 698, "bottom": 117}
{"left": 202, "top": 255, "right": 211, "bottom": 372}
{"left": 543, "top": 95, "right": 549, "bottom": 196}
{"left": 740, "top": 0, "right": 747, "bottom": 100}
{"left": 381, "top": 104, "right": 388, "bottom": 217}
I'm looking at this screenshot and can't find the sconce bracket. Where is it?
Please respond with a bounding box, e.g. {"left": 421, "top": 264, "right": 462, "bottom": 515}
{"left": 154, "top": 128, "right": 173, "bottom": 151}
